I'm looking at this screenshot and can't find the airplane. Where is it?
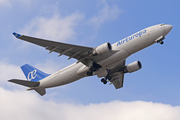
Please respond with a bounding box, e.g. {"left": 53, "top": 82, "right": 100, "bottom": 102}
{"left": 9, "top": 23, "right": 173, "bottom": 96}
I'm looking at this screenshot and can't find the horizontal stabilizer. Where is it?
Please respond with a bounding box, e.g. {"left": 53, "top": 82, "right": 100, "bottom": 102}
{"left": 8, "top": 79, "right": 40, "bottom": 87}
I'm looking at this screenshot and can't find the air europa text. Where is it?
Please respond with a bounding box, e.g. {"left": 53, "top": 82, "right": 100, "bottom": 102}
{"left": 117, "top": 29, "right": 147, "bottom": 46}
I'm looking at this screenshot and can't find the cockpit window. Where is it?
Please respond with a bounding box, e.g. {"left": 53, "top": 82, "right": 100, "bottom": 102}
{"left": 160, "top": 24, "right": 166, "bottom": 26}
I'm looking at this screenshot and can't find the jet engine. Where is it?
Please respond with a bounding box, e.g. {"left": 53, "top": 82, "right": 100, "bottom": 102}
{"left": 124, "top": 61, "right": 142, "bottom": 73}
{"left": 92, "top": 42, "right": 112, "bottom": 55}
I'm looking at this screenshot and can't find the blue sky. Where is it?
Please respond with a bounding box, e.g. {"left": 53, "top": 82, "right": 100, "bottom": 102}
{"left": 0, "top": 0, "right": 180, "bottom": 119}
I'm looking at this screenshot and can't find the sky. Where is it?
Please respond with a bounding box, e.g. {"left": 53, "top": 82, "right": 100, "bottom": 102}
{"left": 0, "top": 0, "right": 180, "bottom": 119}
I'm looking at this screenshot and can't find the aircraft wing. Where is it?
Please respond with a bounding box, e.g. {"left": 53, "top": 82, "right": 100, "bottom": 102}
{"left": 109, "top": 60, "right": 125, "bottom": 89}
{"left": 110, "top": 73, "right": 124, "bottom": 89}
{"left": 13, "top": 33, "right": 93, "bottom": 64}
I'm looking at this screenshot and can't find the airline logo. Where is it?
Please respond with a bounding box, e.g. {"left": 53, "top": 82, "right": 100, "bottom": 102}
{"left": 117, "top": 29, "right": 147, "bottom": 46}
{"left": 28, "top": 70, "right": 37, "bottom": 81}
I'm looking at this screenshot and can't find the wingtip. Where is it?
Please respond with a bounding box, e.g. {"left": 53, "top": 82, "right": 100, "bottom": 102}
{"left": 13, "top": 32, "right": 22, "bottom": 38}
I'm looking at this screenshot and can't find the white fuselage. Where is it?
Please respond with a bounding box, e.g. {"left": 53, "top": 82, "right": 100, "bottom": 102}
{"left": 39, "top": 24, "right": 172, "bottom": 88}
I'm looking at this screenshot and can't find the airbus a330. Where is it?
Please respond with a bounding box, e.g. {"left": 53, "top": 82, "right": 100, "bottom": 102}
{"left": 9, "top": 24, "right": 173, "bottom": 96}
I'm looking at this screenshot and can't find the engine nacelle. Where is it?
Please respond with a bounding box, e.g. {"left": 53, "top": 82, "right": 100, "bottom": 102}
{"left": 124, "top": 61, "right": 142, "bottom": 73}
{"left": 92, "top": 42, "right": 112, "bottom": 55}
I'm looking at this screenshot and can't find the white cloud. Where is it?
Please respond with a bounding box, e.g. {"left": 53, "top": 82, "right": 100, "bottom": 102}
{"left": 35, "top": 60, "right": 62, "bottom": 74}
{"left": 0, "top": 0, "right": 32, "bottom": 7}
{"left": 0, "top": 87, "right": 180, "bottom": 120}
{"left": 21, "top": 13, "right": 84, "bottom": 42}
{"left": 0, "top": 0, "right": 11, "bottom": 6}
{"left": 89, "top": 0, "right": 122, "bottom": 29}
{"left": 0, "top": 62, "right": 24, "bottom": 82}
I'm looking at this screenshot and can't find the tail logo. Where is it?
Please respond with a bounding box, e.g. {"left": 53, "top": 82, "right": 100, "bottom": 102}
{"left": 28, "top": 70, "right": 37, "bottom": 81}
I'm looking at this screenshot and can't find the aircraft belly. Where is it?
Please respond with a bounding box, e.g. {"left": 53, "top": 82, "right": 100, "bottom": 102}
{"left": 51, "top": 73, "right": 82, "bottom": 87}
{"left": 39, "top": 63, "right": 84, "bottom": 88}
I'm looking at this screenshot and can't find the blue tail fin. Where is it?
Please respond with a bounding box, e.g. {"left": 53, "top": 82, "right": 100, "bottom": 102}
{"left": 21, "top": 64, "right": 50, "bottom": 82}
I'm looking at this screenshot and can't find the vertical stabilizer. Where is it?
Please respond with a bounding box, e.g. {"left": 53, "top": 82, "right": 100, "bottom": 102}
{"left": 21, "top": 64, "right": 50, "bottom": 82}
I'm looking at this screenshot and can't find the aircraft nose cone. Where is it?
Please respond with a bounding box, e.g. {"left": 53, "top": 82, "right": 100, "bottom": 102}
{"left": 163, "top": 24, "right": 173, "bottom": 36}
{"left": 167, "top": 25, "right": 173, "bottom": 32}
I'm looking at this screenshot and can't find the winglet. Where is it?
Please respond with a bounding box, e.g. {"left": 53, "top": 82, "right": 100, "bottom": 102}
{"left": 13, "top": 32, "right": 22, "bottom": 38}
